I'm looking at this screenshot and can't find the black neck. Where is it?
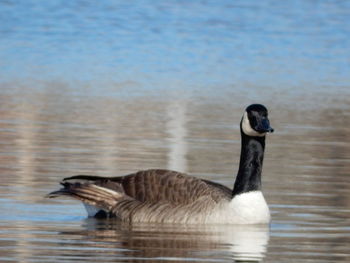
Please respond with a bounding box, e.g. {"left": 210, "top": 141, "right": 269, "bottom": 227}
{"left": 232, "top": 127, "right": 266, "bottom": 196}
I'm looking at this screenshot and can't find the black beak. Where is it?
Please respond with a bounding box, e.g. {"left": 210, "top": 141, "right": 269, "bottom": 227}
{"left": 266, "top": 126, "right": 274, "bottom": 133}
{"left": 257, "top": 118, "right": 274, "bottom": 133}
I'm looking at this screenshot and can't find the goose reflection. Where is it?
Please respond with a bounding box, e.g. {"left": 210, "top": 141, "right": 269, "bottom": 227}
{"left": 61, "top": 219, "right": 269, "bottom": 262}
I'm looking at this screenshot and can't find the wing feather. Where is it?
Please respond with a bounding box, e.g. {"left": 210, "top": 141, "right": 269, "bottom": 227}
{"left": 63, "top": 169, "right": 231, "bottom": 205}
{"left": 116, "top": 169, "right": 231, "bottom": 204}
{"left": 49, "top": 169, "right": 233, "bottom": 222}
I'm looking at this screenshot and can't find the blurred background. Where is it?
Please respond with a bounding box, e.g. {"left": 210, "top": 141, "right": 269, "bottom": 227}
{"left": 0, "top": 1, "right": 349, "bottom": 262}
{"left": 1, "top": 0, "right": 349, "bottom": 100}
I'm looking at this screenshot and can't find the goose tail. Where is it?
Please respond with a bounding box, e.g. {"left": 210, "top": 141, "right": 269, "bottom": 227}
{"left": 46, "top": 181, "right": 123, "bottom": 214}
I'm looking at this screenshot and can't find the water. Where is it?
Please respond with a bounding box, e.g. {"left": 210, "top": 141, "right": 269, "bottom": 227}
{"left": 1, "top": 0, "right": 350, "bottom": 262}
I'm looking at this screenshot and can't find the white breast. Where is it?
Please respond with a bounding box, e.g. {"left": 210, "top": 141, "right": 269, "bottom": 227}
{"left": 228, "top": 191, "right": 270, "bottom": 224}
{"left": 205, "top": 191, "right": 270, "bottom": 224}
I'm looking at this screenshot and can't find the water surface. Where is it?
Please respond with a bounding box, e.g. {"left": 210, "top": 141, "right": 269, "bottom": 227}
{"left": 0, "top": 91, "right": 349, "bottom": 262}
{"left": 1, "top": 0, "right": 350, "bottom": 262}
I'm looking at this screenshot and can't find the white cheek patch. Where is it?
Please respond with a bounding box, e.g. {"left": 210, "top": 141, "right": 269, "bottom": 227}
{"left": 241, "top": 112, "right": 266, "bottom": 137}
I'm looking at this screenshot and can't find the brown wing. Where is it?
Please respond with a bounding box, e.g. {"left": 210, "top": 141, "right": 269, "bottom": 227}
{"left": 64, "top": 169, "right": 232, "bottom": 205}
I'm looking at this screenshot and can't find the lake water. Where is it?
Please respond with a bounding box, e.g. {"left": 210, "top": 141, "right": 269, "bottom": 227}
{"left": 0, "top": 0, "right": 350, "bottom": 262}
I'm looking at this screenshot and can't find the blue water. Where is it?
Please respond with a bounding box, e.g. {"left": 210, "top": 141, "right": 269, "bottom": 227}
{"left": 1, "top": 0, "right": 349, "bottom": 95}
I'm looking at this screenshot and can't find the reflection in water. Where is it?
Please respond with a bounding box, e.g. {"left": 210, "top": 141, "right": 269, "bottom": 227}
{"left": 166, "top": 100, "right": 188, "bottom": 172}
{"left": 0, "top": 220, "right": 269, "bottom": 262}
{"left": 8, "top": 102, "right": 38, "bottom": 263}
{"left": 71, "top": 220, "right": 269, "bottom": 262}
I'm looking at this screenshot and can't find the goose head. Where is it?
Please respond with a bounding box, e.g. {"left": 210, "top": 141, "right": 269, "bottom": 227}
{"left": 241, "top": 104, "right": 274, "bottom": 137}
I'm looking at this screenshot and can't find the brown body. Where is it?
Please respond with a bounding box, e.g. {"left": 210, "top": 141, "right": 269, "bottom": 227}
{"left": 48, "top": 169, "right": 232, "bottom": 223}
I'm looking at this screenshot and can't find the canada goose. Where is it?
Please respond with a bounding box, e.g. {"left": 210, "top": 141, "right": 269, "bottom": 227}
{"left": 47, "top": 104, "right": 274, "bottom": 224}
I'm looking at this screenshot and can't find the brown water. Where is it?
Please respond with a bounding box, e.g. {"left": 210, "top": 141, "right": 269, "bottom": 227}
{"left": 0, "top": 86, "right": 349, "bottom": 262}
